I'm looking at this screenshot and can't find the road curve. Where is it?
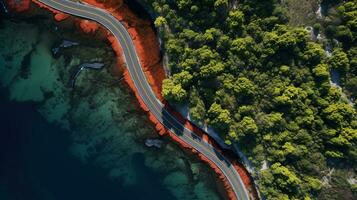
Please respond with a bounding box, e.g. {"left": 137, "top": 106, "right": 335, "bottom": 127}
{"left": 37, "top": 0, "right": 251, "bottom": 199}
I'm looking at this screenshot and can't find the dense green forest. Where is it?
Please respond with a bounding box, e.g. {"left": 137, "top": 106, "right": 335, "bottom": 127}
{"left": 140, "top": 0, "right": 357, "bottom": 199}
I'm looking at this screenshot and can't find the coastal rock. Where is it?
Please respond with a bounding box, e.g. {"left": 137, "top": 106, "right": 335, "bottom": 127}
{"left": 78, "top": 20, "right": 100, "bottom": 34}
{"left": 190, "top": 163, "right": 200, "bottom": 180}
{"left": 145, "top": 138, "right": 163, "bottom": 148}
{"left": 1, "top": 1, "right": 9, "bottom": 14}
{"left": 52, "top": 40, "right": 79, "bottom": 56}
{"left": 81, "top": 0, "right": 167, "bottom": 101}
{"left": 6, "top": 0, "right": 30, "bottom": 12}
{"left": 71, "top": 62, "right": 105, "bottom": 88}
{"left": 54, "top": 12, "right": 69, "bottom": 21}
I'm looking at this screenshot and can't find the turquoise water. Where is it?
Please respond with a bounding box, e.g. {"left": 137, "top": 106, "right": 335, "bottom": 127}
{"left": 0, "top": 8, "right": 225, "bottom": 200}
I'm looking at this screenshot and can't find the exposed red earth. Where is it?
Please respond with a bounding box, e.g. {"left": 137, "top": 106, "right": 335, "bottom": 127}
{"left": 6, "top": 0, "right": 30, "bottom": 12}
{"left": 78, "top": 20, "right": 100, "bottom": 34}
{"left": 7, "top": 0, "right": 257, "bottom": 199}
{"left": 82, "top": 0, "right": 166, "bottom": 101}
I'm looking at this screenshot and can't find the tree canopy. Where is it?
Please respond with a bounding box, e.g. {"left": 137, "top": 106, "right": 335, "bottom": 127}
{"left": 143, "top": 0, "right": 357, "bottom": 199}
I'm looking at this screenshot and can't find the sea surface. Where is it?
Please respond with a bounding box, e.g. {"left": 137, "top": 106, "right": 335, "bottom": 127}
{"left": 0, "top": 5, "right": 224, "bottom": 200}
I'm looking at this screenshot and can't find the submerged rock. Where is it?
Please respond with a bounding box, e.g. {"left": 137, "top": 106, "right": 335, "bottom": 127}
{"left": 145, "top": 138, "right": 163, "bottom": 148}
{"left": 190, "top": 163, "right": 201, "bottom": 181}
{"left": 1, "top": 1, "right": 9, "bottom": 14}
{"left": 70, "top": 62, "right": 105, "bottom": 88}
{"left": 81, "top": 62, "right": 105, "bottom": 69}
{"left": 52, "top": 40, "right": 79, "bottom": 56}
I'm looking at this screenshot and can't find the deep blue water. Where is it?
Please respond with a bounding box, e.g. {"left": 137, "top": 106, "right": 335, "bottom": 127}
{"left": 0, "top": 89, "right": 176, "bottom": 200}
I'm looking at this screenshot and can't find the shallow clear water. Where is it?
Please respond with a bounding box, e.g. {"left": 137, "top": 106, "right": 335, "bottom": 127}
{"left": 0, "top": 9, "right": 224, "bottom": 200}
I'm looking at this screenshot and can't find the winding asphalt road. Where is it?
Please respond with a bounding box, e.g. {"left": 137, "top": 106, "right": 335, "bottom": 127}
{"left": 37, "top": 0, "right": 251, "bottom": 199}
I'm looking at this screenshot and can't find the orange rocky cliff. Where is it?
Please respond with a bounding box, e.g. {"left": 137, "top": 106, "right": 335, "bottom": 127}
{"left": 8, "top": 0, "right": 257, "bottom": 199}
{"left": 80, "top": 0, "right": 166, "bottom": 101}
{"left": 6, "top": 0, "right": 30, "bottom": 12}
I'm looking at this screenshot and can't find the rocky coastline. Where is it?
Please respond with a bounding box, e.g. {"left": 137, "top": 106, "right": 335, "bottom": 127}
{"left": 4, "top": 0, "right": 257, "bottom": 199}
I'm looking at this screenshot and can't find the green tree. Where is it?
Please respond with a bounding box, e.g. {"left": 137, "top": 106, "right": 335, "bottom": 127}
{"left": 226, "top": 10, "right": 244, "bottom": 33}
{"left": 260, "top": 112, "right": 284, "bottom": 130}
{"left": 329, "top": 127, "right": 357, "bottom": 147}
{"left": 303, "top": 42, "right": 326, "bottom": 66}
{"left": 200, "top": 61, "right": 225, "bottom": 78}
{"left": 346, "top": 77, "right": 357, "bottom": 97}
{"left": 162, "top": 79, "right": 187, "bottom": 102}
{"left": 166, "top": 38, "right": 184, "bottom": 62}
{"left": 143, "top": 0, "right": 357, "bottom": 198}
{"left": 214, "top": 0, "right": 228, "bottom": 10}
{"left": 304, "top": 176, "right": 323, "bottom": 192}
{"left": 233, "top": 77, "right": 256, "bottom": 98}
{"left": 329, "top": 49, "right": 350, "bottom": 74}
{"left": 239, "top": 116, "right": 259, "bottom": 136}
{"left": 313, "top": 64, "right": 330, "bottom": 81}
{"left": 322, "top": 103, "right": 355, "bottom": 126}
{"left": 273, "top": 85, "right": 307, "bottom": 106}
{"left": 208, "top": 103, "right": 232, "bottom": 132}
{"left": 229, "top": 116, "right": 258, "bottom": 140}
{"left": 176, "top": 0, "right": 192, "bottom": 10}
{"left": 230, "top": 36, "right": 258, "bottom": 66}
{"left": 271, "top": 162, "right": 302, "bottom": 189}
{"left": 172, "top": 70, "right": 193, "bottom": 87}
{"left": 335, "top": 25, "right": 353, "bottom": 43}
{"left": 154, "top": 16, "right": 167, "bottom": 27}
{"left": 272, "top": 6, "right": 289, "bottom": 24}
{"left": 189, "top": 87, "right": 206, "bottom": 123}
{"left": 348, "top": 47, "right": 357, "bottom": 74}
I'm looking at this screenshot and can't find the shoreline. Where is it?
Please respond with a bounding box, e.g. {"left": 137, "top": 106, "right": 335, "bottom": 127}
{"left": 6, "top": 0, "right": 257, "bottom": 199}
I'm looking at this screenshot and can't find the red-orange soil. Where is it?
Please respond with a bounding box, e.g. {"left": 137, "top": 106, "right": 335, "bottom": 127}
{"left": 6, "top": 0, "right": 30, "bottom": 12}
{"left": 9, "top": 0, "right": 258, "bottom": 199}
{"left": 78, "top": 20, "right": 100, "bottom": 34}
{"left": 82, "top": 0, "right": 166, "bottom": 101}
